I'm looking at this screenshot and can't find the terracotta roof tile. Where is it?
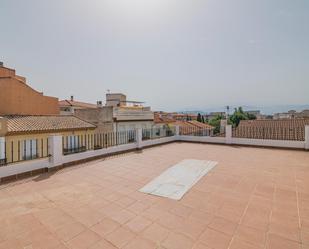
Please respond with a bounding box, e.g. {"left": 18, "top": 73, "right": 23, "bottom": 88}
{"left": 187, "top": 120, "right": 214, "bottom": 129}
{"left": 233, "top": 119, "right": 309, "bottom": 141}
{"left": 3, "top": 115, "right": 96, "bottom": 134}
{"left": 154, "top": 113, "right": 176, "bottom": 124}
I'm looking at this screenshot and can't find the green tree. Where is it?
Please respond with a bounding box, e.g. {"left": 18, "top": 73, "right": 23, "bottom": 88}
{"left": 197, "top": 113, "right": 202, "bottom": 122}
{"left": 201, "top": 115, "right": 205, "bottom": 123}
{"left": 246, "top": 113, "right": 257, "bottom": 120}
{"left": 229, "top": 107, "right": 256, "bottom": 127}
{"left": 208, "top": 115, "right": 223, "bottom": 134}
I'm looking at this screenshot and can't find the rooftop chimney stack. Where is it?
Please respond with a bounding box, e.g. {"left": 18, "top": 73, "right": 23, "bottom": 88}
{"left": 70, "top": 95, "right": 74, "bottom": 101}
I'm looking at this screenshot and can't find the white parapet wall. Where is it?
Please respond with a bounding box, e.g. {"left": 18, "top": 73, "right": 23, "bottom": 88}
{"left": 179, "top": 135, "right": 226, "bottom": 144}
{"left": 231, "top": 138, "right": 305, "bottom": 149}
{"left": 1, "top": 126, "right": 308, "bottom": 180}
{"left": 0, "top": 158, "right": 50, "bottom": 178}
{"left": 140, "top": 136, "right": 176, "bottom": 148}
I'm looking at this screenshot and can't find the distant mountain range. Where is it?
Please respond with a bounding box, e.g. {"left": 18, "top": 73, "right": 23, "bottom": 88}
{"left": 177, "top": 104, "right": 309, "bottom": 115}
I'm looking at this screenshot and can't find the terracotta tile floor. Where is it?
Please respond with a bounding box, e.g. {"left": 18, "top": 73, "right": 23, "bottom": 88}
{"left": 0, "top": 142, "right": 309, "bottom": 249}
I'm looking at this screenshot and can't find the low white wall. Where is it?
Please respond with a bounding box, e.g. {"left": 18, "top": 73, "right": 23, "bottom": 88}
{"left": 177, "top": 135, "right": 305, "bottom": 149}
{"left": 179, "top": 135, "right": 226, "bottom": 144}
{"left": 140, "top": 136, "right": 176, "bottom": 147}
{"left": 0, "top": 158, "right": 50, "bottom": 178}
{"left": 305, "top": 125, "right": 309, "bottom": 150}
{"left": 231, "top": 138, "right": 305, "bottom": 149}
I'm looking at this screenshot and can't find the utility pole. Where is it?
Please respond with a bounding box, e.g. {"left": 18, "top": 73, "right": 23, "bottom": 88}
{"left": 226, "top": 105, "right": 230, "bottom": 121}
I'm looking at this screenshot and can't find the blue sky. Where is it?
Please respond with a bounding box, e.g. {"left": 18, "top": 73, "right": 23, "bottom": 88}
{"left": 1, "top": 0, "right": 308, "bottom": 111}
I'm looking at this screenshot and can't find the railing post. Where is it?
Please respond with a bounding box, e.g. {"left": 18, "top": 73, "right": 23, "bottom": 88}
{"left": 136, "top": 128, "right": 143, "bottom": 149}
{"left": 225, "top": 125, "right": 232, "bottom": 144}
{"left": 48, "top": 135, "right": 63, "bottom": 168}
{"left": 0, "top": 137, "right": 5, "bottom": 162}
{"left": 175, "top": 125, "right": 180, "bottom": 138}
{"left": 305, "top": 126, "right": 309, "bottom": 150}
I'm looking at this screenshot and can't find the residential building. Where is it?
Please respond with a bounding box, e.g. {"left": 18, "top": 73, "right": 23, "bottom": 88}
{"left": 74, "top": 93, "right": 154, "bottom": 133}
{"left": 154, "top": 112, "right": 214, "bottom": 132}
{"left": 245, "top": 110, "right": 261, "bottom": 116}
{"left": 154, "top": 112, "right": 176, "bottom": 125}
{"left": 243, "top": 110, "right": 267, "bottom": 119}
{"left": 106, "top": 93, "right": 154, "bottom": 132}
{"left": 0, "top": 115, "right": 96, "bottom": 165}
{"left": 206, "top": 112, "right": 226, "bottom": 120}
{"left": 74, "top": 106, "right": 114, "bottom": 133}
{"left": 0, "top": 63, "right": 59, "bottom": 115}
{"left": 170, "top": 113, "right": 198, "bottom": 121}
{"left": 59, "top": 96, "right": 97, "bottom": 115}
{"left": 273, "top": 109, "right": 309, "bottom": 120}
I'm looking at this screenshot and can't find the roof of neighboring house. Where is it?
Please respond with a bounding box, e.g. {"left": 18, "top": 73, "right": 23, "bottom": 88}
{"left": 3, "top": 115, "right": 96, "bottom": 135}
{"left": 154, "top": 113, "right": 214, "bottom": 129}
{"left": 59, "top": 100, "right": 97, "bottom": 109}
{"left": 187, "top": 120, "right": 214, "bottom": 129}
{"left": 233, "top": 119, "right": 309, "bottom": 141}
{"left": 154, "top": 113, "right": 176, "bottom": 124}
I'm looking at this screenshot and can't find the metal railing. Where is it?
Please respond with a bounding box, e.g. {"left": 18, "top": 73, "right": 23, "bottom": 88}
{"left": 142, "top": 127, "right": 176, "bottom": 141}
{"left": 0, "top": 138, "right": 50, "bottom": 167}
{"left": 62, "top": 130, "right": 137, "bottom": 155}
{"left": 232, "top": 126, "right": 305, "bottom": 141}
{"left": 179, "top": 126, "right": 214, "bottom": 136}
{"left": 93, "top": 130, "right": 137, "bottom": 150}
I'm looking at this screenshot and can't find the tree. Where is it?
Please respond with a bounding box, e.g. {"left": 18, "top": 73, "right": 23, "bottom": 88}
{"left": 229, "top": 107, "right": 256, "bottom": 127}
{"left": 246, "top": 113, "right": 257, "bottom": 120}
{"left": 197, "top": 113, "right": 202, "bottom": 122}
{"left": 201, "top": 115, "right": 205, "bottom": 123}
{"left": 208, "top": 115, "right": 223, "bottom": 134}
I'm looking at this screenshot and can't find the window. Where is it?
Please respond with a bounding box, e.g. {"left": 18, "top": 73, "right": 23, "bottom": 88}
{"left": 22, "top": 139, "right": 37, "bottom": 160}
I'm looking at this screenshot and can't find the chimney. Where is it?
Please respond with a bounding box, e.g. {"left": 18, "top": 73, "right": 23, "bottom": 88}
{"left": 70, "top": 95, "right": 74, "bottom": 101}
{"left": 97, "top": 101, "right": 103, "bottom": 108}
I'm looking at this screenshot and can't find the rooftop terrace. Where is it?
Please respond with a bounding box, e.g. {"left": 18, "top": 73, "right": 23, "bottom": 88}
{"left": 1, "top": 142, "right": 308, "bottom": 249}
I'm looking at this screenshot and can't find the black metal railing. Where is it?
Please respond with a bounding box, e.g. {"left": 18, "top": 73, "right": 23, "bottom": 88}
{"left": 179, "top": 126, "right": 214, "bottom": 136}
{"left": 142, "top": 127, "right": 176, "bottom": 141}
{"left": 232, "top": 126, "right": 305, "bottom": 141}
{"left": 62, "top": 130, "right": 137, "bottom": 155}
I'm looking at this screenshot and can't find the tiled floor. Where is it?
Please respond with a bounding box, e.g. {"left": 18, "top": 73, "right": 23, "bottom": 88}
{"left": 0, "top": 142, "right": 309, "bottom": 249}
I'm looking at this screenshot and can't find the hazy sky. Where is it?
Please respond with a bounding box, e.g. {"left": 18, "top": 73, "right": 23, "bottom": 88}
{"left": 1, "top": 0, "right": 308, "bottom": 111}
